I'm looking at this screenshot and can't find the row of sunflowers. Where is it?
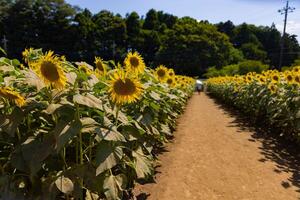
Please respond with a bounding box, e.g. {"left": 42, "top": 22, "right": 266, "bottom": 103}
{"left": 0, "top": 48, "right": 195, "bottom": 199}
{"left": 206, "top": 67, "right": 300, "bottom": 141}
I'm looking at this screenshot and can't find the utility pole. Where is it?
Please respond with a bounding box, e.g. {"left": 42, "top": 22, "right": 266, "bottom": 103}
{"left": 278, "top": 0, "right": 295, "bottom": 69}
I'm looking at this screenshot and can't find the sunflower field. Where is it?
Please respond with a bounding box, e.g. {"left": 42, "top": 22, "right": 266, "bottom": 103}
{"left": 206, "top": 67, "right": 300, "bottom": 141}
{"left": 0, "top": 49, "right": 194, "bottom": 199}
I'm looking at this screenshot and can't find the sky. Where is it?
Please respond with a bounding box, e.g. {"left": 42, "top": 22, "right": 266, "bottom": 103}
{"left": 65, "top": 0, "right": 300, "bottom": 39}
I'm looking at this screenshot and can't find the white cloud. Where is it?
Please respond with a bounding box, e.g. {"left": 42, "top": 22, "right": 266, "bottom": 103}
{"left": 276, "top": 20, "right": 300, "bottom": 38}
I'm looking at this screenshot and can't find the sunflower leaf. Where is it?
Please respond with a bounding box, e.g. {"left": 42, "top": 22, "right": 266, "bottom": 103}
{"left": 95, "top": 141, "right": 123, "bottom": 176}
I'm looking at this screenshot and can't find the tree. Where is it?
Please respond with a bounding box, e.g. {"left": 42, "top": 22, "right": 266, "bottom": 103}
{"left": 155, "top": 18, "right": 243, "bottom": 76}
{"left": 143, "top": 9, "right": 159, "bottom": 30}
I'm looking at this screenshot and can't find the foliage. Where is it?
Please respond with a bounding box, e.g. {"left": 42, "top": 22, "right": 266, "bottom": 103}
{"left": 217, "top": 22, "right": 300, "bottom": 67}
{"left": 205, "top": 60, "right": 269, "bottom": 78}
{"left": 0, "top": 49, "right": 194, "bottom": 199}
{"left": 206, "top": 67, "right": 300, "bottom": 141}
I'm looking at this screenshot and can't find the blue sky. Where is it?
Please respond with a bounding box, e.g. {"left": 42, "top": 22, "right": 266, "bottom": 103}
{"left": 65, "top": 0, "right": 300, "bottom": 39}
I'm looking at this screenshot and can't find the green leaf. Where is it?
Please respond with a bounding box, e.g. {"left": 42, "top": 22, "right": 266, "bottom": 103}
{"left": 94, "top": 141, "right": 123, "bottom": 176}
{"left": 0, "top": 47, "right": 6, "bottom": 55}
{"left": 53, "top": 120, "right": 82, "bottom": 152}
{"left": 132, "top": 147, "right": 153, "bottom": 179}
{"left": 0, "top": 107, "right": 24, "bottom": 137}
{"left": 10, "top": 136, "right": 54, "bottom": 176}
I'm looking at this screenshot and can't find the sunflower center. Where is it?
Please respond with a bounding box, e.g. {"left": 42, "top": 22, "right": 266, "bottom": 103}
{"left": 273, "top": 76, "right": 279, "bottom": 81}
{"left": 113, "top": 78, "right": 137, "bottom": 95}
{"left": 167, "top": 79, "right": 173, "bottom": 84}
{"left": 96, "top": 62, "right": 104, "bottom": 71}
{"left": 129, "top": 57, "right": 139, "bottom": 68}
{"left": 287, "top": 75, "right": 293, "bottom": 81}
{"left": 295, "top": 76, "right": 300, "bottom": 83}
{"left": 41, "top": 61, "right": 60, "bottom": 81}
{"left": 157, "top": 69, "right": 166, "bottom": 77}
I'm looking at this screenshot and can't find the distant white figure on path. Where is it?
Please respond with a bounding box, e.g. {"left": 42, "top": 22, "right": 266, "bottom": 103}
{"left": 196, "top": 79, "right": 203, "bottom": 95}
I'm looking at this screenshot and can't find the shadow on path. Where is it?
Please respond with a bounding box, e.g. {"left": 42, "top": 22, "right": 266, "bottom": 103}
{"left": 207, "top": 94, "right": 300, "bottom": 193}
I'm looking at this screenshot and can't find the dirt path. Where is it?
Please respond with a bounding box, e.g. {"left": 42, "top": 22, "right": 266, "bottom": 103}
{"left": 134, "top": 93, "right": 300, "bottom": 200}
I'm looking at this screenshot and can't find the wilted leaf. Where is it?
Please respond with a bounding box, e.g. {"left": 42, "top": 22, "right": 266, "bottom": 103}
{"left": 44, "top": 104, "right": 62, "bottom": 114}
{"left": 95, "top": 141, "right": 123, "bottom": 176}
{"left": 74, "top": 93, "right": 102, "bottom": 109}
{"left": 55, "top": 176, "right": 74, "bottom": 194}
{"left": 103, "top": 175, "right": 123, "bottom": 200}
{"left": 97, "top": 127, "right": 126, "bottom": 142}
{"left": 132, "top": 147, "right": 153, "bottom": 179}
{"left": 66, "top": 72, "right": 77, "bottom": 85}
{"left": 23, "top": 69, "right": 45, "bottom": 91}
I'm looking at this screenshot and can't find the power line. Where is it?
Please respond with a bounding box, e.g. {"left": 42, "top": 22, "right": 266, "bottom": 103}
{"left": 278, "top": 0, "right": 295, "bottom": 69}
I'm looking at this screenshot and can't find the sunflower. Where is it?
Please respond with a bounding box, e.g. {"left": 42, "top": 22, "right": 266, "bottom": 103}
{"left": 258, "top": 76, "right": 266, "bottom": 84}
{"left": 155, "top": 65, "right": 168, "bottom": 82}
{"left": 166, "top": 77, "right": 176, "bottom": 87}
{"left": 124, "top": 52, "right": 145, "bottom": 74}
{"left": 94, "top": 57, "right": 107, "bottom": 76}
{"left": 271, "top": 74, "right": 280, "bottom": 83}
{"left": 108, "top": 69, "right": 143, "bottom": 105}
{"left": 268, "top": 83, "right": 277, "bottom": 94}
{"left": 168, "top": 68, "right": 175, "bottom": 77}
{"left": 294, "top": 75, "right": 300, "bottom": 85}
{"left": 284, "top": 72, "right": 294, "bottom": 84}
{"left": 30, "top": 51, "right": 66, "bottom": 89}
{"left": 77, "top": 62, "right": 93, "bottom": 76}
{"left": 22, "top": 48, "right": 34, "bottom": 64}
{"left": 293, "top": 66, "right": 300, "bottom": 73}
{"left": 0, "top": 87, "right": 25, "bottom": 107}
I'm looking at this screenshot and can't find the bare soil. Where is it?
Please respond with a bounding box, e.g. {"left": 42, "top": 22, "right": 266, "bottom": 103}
{"left": 134, "top": 93, "right": 300, "bottom": 200}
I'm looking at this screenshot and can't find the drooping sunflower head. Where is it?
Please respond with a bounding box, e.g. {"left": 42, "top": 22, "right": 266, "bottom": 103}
{"left": 94, "top": 57, "right": 107, "bottom": 76}
{"left": 77, "top": 62, "right": 93, "bottom": 76}
{"left": 0, "top": 87, "right": 25, "bottom": 107}
{"left": 108, "top": 69, "right": 144, "bottom": 105}
{"left": 124, "top": 52, "right": 145, "bottom": 74}
{"left": 155, "top": 65, "right": 168, "bottom": 82}
{"left": 31, "top": 51, "right": 67, "bottom": 89}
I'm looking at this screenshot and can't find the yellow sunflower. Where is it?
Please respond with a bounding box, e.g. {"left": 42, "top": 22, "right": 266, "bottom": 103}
{"left": 22, "top": 48, "right": 34, "bottom": 64}
{"left": 0, "top": 87, "right": 25, "bottom": 107}
{"left": 268, "top": 83, "right": 277, "bottom": 94}
{"left": 108, "top": 69, "right": 143, "bottom": 105}
{"left": 168, "top": 68, "right": 175, "bottom": 77}
{"left": 124, "top": 52, "right": 145, "bottom": 74}
{"left": 155, "top": 65, "right": 169, "bottom": 82}
{"left": 30, "top": 51, "right": 66, "bottom": 89}
{"left": 94, "top": 57, "right": 107, "bottom": 76}
{"left": 77, "top": 62, "right": 93, "bottom": 76}
{"left": 271, "top": 74, "right": 280, "bottom": 83}
{"left": 284, "top": 72, "right": 294, "bottom": 84}
{"left": 294, "top": 75, "right": 300, "bottom": 85}
{"left": 166, "top": 77, "right": 175, "bottom": 87}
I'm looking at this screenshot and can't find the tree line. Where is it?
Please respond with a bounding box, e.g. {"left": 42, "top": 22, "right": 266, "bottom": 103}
{"left": 0, "top": 0, "right": 299, "bottom": 76}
